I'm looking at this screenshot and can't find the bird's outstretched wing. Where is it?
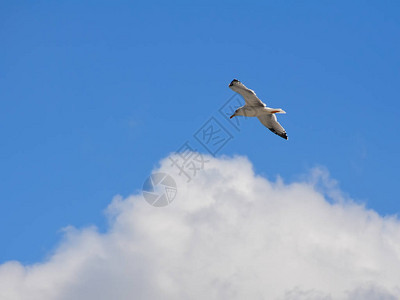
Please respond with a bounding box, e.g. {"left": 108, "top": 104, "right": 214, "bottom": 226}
{"left": 229, "top": 79, "right": 266, "bottom": 107}
{"left": 257, "top": 114, "right": 288, "bottom": 140}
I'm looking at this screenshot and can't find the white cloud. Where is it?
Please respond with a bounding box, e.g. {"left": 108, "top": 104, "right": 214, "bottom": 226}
{"left": 1, "top": 154, "right": 400, "bottom": 300}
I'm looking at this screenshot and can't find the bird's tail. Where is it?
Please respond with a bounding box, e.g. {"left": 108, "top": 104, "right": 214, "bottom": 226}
{"left": 270, "top": 108, "right": 286, "bottom": 114}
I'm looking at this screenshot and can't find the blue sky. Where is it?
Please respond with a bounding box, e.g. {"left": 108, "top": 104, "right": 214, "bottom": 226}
{"left": 1, "top": 0, "right": 399, "bottom": 264}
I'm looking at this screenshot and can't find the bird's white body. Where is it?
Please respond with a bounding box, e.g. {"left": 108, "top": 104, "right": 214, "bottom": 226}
{"left": 228, "top": 79, "right": 288, "bottom": 140}
{"left": 234, "top": 106, "right": 286, "bottom": 117}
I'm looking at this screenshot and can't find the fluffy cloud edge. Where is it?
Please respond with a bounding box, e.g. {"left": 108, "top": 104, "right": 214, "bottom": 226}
{"left": 1, "top": 154, "right": 400, "bottom": 300}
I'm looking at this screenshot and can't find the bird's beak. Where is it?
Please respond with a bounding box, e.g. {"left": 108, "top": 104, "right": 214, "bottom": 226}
{"left": 230, "top": 114, "right": 235, "bottom": 119}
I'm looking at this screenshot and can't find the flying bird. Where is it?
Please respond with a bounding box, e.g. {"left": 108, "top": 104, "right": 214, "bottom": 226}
{"left": 228, "top": 79, "right": 288, "bottom": 140}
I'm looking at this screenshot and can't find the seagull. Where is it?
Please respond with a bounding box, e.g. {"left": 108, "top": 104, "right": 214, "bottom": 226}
{"left": 228, "top": 79, "right": 288, "bottom": 140}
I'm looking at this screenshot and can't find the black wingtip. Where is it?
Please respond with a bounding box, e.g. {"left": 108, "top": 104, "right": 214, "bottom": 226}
{"left": 229, "top": 79, "right": 240, "bottom": 87}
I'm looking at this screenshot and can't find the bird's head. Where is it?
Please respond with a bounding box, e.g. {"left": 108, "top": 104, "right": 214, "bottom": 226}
{"left": 229, "top": 109, "right": 238, "bottom": 119}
